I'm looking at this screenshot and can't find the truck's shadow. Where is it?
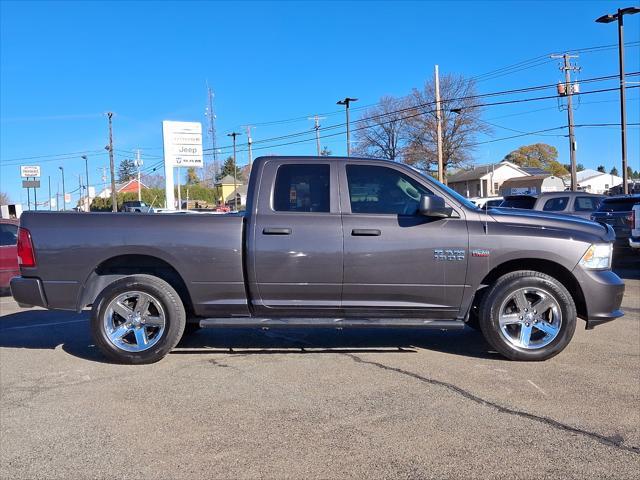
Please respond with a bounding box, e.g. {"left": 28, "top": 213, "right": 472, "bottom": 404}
{"left": 0, "top": 310, "right": 498, "bottom": 362}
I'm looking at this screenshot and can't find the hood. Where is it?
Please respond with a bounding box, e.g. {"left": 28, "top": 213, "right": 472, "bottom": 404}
{"left": 489, "top": 207, "right": 613, "bottom": 241}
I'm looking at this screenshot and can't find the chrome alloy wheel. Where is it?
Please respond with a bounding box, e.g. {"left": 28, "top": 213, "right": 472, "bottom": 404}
{"left": 497, "top": 287, "right": 562, "bottom": 350}
{"left": 103, "top": 291, "right": 166, "bottom": 352}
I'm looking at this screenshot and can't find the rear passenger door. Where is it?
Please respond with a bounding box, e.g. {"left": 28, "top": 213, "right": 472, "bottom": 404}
{"left": 248, "top": 160, "right": 343, "bottom": 316}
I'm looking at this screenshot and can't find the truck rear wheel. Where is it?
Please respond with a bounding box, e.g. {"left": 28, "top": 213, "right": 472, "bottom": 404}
{"left": 478, "top": 271, "right": 576, "bottom": 361}
{"left": 91, "top": 274, "right": 186, "bottom": 364}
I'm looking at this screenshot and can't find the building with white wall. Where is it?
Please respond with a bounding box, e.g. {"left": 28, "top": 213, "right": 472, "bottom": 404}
{"left": 448, "top": 161, "right": 532, "bottom": 197}
{"left": 575, "top": 169, "right": 623, "bottom": 194}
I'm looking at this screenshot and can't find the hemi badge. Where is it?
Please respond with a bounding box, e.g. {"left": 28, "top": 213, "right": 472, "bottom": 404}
{"left": 472, "top": 249, "right": 490, "bottom": 257}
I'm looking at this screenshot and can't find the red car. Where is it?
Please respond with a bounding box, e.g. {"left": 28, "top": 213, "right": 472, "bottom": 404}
{"left": 0, "top": 218, "right": 19, "bottom": 290}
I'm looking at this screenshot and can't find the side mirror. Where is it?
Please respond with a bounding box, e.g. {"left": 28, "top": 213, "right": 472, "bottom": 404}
{"left": 419, "top": 194, "right": 453, "bottom": 218}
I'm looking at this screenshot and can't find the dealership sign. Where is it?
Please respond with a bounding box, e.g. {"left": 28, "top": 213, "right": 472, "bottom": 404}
{"left": 20, "top": 165, "right": 41, "bottom": 178}
{"left": 162, "top": 121, "right": 203, "bottom": 167}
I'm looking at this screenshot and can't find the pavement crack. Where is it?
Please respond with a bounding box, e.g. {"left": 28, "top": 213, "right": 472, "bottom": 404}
{"left": 344, "top": 353, "right": 640, "bottom": 456}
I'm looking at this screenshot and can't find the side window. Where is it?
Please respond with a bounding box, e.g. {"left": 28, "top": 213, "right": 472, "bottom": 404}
{"left": 543, "top": 197, "right": 569, "bottom": 211}
{"left": 0, "top": 224, "right": 18, "bottom": 246}
{"left": 575, "top": 197, "right": 600, "bottom": 211}
{"left": 273, "top": 164, "right": 330, "bottom": 212}
{"left": 346, "top": 164, "right": 433, "bottom": 215}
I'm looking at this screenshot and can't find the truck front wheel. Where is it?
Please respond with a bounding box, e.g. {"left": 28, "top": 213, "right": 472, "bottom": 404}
{"left": 478, "top": 271, "right": 577, "bottom": 361}
{"left": 91, "top": 274, "right": 186, "bottom": 364}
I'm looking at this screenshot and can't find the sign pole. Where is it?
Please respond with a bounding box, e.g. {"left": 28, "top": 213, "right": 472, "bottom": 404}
{"left": 27, "top": 183, "right": 31, "bottom": 210}
{"left": 33, "top": 178, "right": 37, "bottom": 211}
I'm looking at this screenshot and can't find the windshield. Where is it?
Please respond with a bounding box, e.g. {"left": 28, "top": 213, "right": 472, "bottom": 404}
{"left": 410, "top": 167, "right": 479, "bottom": 210}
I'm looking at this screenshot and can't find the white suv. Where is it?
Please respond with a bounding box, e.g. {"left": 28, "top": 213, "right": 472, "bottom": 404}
{"left": 630, "top": 203, "right": 640, "bottom": 251}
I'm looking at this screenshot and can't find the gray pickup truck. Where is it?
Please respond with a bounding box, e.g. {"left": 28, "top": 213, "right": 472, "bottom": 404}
{"left": 11, "top": 156, "right": 625, "bottom": 364}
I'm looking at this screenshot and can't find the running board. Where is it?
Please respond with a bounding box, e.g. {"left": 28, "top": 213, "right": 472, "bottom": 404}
{"left": 199, "top": 317, "right": 465, "bottom": 329}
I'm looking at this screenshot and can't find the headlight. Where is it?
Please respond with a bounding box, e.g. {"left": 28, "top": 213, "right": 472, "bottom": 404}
{"left": 579, "top": 244, "right": 612, "bottom": 270}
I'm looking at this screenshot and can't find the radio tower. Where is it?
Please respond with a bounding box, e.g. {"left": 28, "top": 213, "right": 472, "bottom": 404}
{"left": 205, "top": 81, "right": 219, "bottom": 181}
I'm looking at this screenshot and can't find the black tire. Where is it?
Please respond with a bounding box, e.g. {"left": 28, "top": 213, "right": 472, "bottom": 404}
{"left": 478, "top": 270, "right": 577, "bottom": 361}
{"left": 91, "top": 274, "right": 186, "bottom": 364}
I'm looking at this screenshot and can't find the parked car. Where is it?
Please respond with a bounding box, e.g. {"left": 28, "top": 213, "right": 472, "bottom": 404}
{"left": 470, "top": 196, "right": 503, "bottom": 209}
{"left": 532, "top": 192, "right": 604, "bottom": 219}
{"left": 0, "top": 219, "right": 19, "bottom": 290}
{"left": 499, "top": 192, "right": 603, "bottom": 219}
{"left": 629, "top": 203, "right": 640, "bottom": 252}
{"left": 590, "top": 195, "right": 640, "bottom": 249}
{"left": 120, "top": 201, "right": 154, "bottom": 213}
{"left": 11, "top": 156, "right": 624, "bottom": 364}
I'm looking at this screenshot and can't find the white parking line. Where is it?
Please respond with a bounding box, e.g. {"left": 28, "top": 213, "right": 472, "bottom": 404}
{"left": 0, "top": 319, "right": 87, "bottom": 331}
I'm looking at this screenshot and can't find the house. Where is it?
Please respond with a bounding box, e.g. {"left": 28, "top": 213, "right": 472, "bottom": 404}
{"left": 447, "top": 161, "right": 530, "bottom": 197}
{"left": 215, "top": 175, "right": 244, "bottom": 206}
{"left": 97, "top": 179, "right": 147, "bottom": 199}
{"left": 224, "top": 184, "right": 248, "bottom": 210}
{"left": 500, "top": 175, "right": 565, "bottom": 196}
{"left": 575, "top": 169, "right": 623, "bottom": 194}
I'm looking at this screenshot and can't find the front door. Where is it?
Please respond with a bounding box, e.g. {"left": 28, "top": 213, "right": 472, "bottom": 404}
{"left": 340, "top": 163, "right": 468, "bottom": 319}
{"left": 249, "top": 160, "right": 343, "bottom": 316}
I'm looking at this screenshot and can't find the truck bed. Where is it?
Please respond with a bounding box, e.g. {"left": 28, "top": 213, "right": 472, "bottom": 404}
{"left": 18, "top": 211, "right": 248, "bottom": 316}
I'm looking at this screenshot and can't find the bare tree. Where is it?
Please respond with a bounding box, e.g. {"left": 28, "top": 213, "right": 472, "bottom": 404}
{"left": 0, "top": 191, "right": 10, "bottom": 205}
{"left": 352, "top": 96, "right": 410, "bottom": 161}
{"left": 404, "top": 74, "right": 490, "bottom": 176}
{"left": 140, "top": 173, "right": 165, "bottom": 189}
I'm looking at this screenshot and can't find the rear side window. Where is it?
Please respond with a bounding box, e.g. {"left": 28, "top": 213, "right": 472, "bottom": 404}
{"left": 575, "top": 197, "right": 601, "bottom": 211}
{"left": 0, "top": 224, "right": 18, "bottom": 246}
{"left": 543, "top": 197, "right": 569, "bottom": 211}
{"left": 273, "top": 164, "right": 330, "bottom": 212}
{"left": 597, "top": 198, "right": 640, "bottom": 212}
{"left": 500, "top": 196, "right": 537, "bottom": 209}
{"left": 346, "top": 164, "right": 433, "bottom": 215}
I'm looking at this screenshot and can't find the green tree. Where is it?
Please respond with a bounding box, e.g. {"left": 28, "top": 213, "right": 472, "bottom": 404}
{"left": 216, "top": 156, "right": 243, "bottom": 181}
{"left": 117, "top": 158, "right": 137, "bottom": 182}
{"left": 627, "top": 166, "right": 634, "bottom": 179}
{"left": 576, "top": 163, "right": 585, "bottom": 172}
{"left": 503, "top": 143, "right": 558, "bottom": 169}
{"left": 186, "top": 167, "right": 200, "bottom": 185}
{"left": 610, "top": 166, "right": 619, "bottom": 176}
{"left": 320, "top": 146, "right": 332, "bottom": 156}
{"left": 597, "top": 165, "right": 606, "bottom": 173}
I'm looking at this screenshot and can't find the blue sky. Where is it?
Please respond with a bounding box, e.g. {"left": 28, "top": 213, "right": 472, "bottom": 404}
{"left": 1, "top": 0, "right": 639, "bottom": 206}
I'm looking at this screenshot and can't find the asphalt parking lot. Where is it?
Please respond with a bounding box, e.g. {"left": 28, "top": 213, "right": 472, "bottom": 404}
{"left": 1, "top": 257, "right": 639, "bottom": 479}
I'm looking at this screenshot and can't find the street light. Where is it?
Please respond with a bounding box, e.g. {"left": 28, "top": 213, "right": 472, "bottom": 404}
{"left": 596, "top": 6, "right": 640, "bottom": 194}
{"left": 337, "top": 97, "right": 358, "bottom": 156}
{"left": 58, "top": 166, "right": 66, "bottom": 211}
{"left": 227, "top": 132, "right": 242, "bottom": 210}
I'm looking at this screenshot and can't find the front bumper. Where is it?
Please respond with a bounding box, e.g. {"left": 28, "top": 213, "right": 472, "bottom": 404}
{"left": 572, "top": 267, "right": 625, "bottom": 329}
{"left": 9, "top": 277, "right": 48, "bottom": 309}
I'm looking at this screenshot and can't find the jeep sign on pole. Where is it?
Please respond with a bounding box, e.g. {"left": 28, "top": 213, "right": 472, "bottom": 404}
{"left": 162, "top": 121, "right": 203, "bottom": 210}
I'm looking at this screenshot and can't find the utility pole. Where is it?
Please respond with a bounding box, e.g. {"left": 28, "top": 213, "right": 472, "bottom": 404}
{"left": 337, "top": 97, "right": 358, "bottom": 156}
{"left": 206, "top": 82, "right": 219, "bottom": 179}
{"left": 135, "top": 149, "right": 143, "bottom": 201}
{"left": 78, "top": 174, "right": 83, "bottom": 210}
{"left": 58, "top": 166, "right": 66, "bottom": 211}
{"left": 82, "top": 155, "right": 89, "bottom": 211}
{"left": 48, "top": 176, "right": 52, "bottom": 211}
{"left": 552, "top": 53, "right": 580, "bottom": 191}
{"left": 308, "top": 115, "right": 326, "bottom": 156}
{"left": 245, "top": 125, "right": 254, "bottom": 169}
{"left": 227, "top": 132, "right": 242, "bottom": 211}
{"left": 106, "top": 112, "right": 117, "bottom": 212}
{"left": 434, "top": 65, "right": 444, "bottom": 183}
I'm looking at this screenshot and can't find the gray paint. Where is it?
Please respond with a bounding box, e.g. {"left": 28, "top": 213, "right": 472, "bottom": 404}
{"left": 11, "top": 156, "right": 625, "bottom": 328}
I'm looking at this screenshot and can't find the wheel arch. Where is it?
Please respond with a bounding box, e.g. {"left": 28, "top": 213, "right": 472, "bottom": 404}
{"left": 472, "top": 258, "right": 587, "bottom": 321}
{"left": 78, "top": 254, "right": 194, "bottom": 315}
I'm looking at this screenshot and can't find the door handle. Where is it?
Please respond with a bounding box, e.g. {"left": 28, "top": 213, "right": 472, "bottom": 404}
{"left": 263, "top": 227, "right": 292, "bottom": 235}
{"left": 351, "top": 229, "right": 381, "bottom": 236}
